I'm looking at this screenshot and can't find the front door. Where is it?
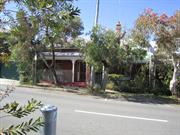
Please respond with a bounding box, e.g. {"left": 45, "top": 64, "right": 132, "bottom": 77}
{"left": 75, "top": 61, "right": 86, "bottom": 82}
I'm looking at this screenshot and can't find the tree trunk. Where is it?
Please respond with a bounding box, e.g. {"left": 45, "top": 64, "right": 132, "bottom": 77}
{"left": 101, "top": 67, "right": 108, "bottom": 90}
{"left": 129, "top": 64, "right": 133, "bottom": 79}
{"left": 50, "top": 42, "right": 59, "bottom": 85}
{"left": 152, "top": 63, "right": 156, "bottom": 89}
{"left": 50, "top": 67, "right": 59, "bottom": 85}
{"left": 39, "top": 47, "right": 59, "bottom": 85}
{"left": 40, "top": 26, "right": 59, "bottom": 85}
{"left": 170, "top": 56, "right": 180, "bottom": 95}
{"left": 90, "top": 66, "right": 95, "bottom": 87}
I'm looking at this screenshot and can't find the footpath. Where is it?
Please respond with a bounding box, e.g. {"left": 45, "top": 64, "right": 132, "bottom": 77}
{"left": 0, "top": 78, "right": 19, "bottom": 86}
{"left": 0, "top": 78, "right": 87, "bottom": 94}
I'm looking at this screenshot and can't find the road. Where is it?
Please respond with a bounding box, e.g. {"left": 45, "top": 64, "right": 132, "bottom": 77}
{"left": 0, "top": 85, "right": 180, "bottom": 135}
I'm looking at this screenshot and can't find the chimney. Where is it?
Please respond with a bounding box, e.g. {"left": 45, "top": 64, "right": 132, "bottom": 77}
{"left": 116, "top": 21, "right": 121, "bottom": 33}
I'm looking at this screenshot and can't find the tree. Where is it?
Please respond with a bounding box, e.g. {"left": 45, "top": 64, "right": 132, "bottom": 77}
{"left": 23, "top": 0, "right": 80, "bottom": 85}
{"left": 57, "top": 16, "right": 84, "bottom": 47}
{"left": 0, "top": 86, "right": 43, "bottom": 135}
{"left": 134, "top": 8, "right": 180, "bottom": 95}
{"left": 85, "top": 25, "right": 146, "bottom": 89}
{"left": 86, "top": 26, "right": 119, "bottom": 71}
{"left": 1, "top": 0, "right": 81, "bottom": 84}
{"left": 10, "top": 10, "right": 39, "bottom": 83}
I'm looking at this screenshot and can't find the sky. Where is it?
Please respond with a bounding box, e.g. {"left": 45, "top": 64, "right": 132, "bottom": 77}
{"left": 74, "top": 0, "right": 180, "bottom": 34}
{"left": 2, "top": 0, "right": 180, "bottom": 34}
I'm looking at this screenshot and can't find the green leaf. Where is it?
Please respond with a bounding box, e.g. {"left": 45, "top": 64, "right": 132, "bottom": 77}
{"left": 3, "top": 99, "right": 43, "bottom": 118}
{"left": 2, "top": 117, "right": 44, "bottom": 135}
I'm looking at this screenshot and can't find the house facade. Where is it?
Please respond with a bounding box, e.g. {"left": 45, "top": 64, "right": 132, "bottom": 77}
{"left": 41, "top": 48, "right": 90, "bottom": 84}
{"left": 40, "top": 22, "right": 123, "bottom": 85}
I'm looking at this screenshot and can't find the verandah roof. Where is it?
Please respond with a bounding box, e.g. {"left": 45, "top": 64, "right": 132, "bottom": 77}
{"left": 41, "top": 52, "right": 84, "bottom": 61}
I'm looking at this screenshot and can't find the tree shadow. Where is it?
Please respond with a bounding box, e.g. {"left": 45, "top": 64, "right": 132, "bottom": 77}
{"left": 119, "top": 94, "right": 180, "bottom": 105}
{"left": 90, "top": 90, "right": 180, "bottom": 105}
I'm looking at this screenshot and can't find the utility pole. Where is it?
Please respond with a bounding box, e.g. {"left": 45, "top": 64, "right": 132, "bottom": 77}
{"left": 90, "top": 0, "right": 100, "bottom": 86}
{"left": 94, "top": 0, "right": 100, "bottom": 25}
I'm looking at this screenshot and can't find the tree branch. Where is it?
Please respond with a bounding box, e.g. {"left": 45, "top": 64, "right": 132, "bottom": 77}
{"left": 2, "top": 98, "right": 43, "bottom": 118}
{"left": 1, "top": 117, "right": 44, "bottom": 135}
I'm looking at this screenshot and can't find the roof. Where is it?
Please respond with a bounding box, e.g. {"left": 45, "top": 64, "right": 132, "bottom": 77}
{"left": 41, "top": 52, "right": 83, "bottom": 61}
{"left": 43, "top": 52, "right": 82, "bottom": 57}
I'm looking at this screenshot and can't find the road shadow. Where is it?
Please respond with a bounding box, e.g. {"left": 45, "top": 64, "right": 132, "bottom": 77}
{"left": 118, "top": 94, "right": 179, "bottom": 105}
{"left": 91, "top": 91, "right": 180, "bottom": 105}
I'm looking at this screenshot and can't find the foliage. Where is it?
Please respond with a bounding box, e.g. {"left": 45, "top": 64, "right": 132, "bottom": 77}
{"left": 0, "top": 32, "right": 11, "bottom": 63}
{"left": 128, "top": 63, "right": 172, "bottom": 95}
{"left": 106, "top": 74, "right": 126, "bottom": 91}
{"left": 131, "top": 64, "right": 172, "bottom": 96}
{"left": 2, "top": 117, "right": 43, "bottom": 135}
{"left": 92, "top": 83, "right": 103, "bottom": 93}
{"left": 10, "top": 10, "right": 36, "bottom": 83}
{"left": 1, "top": 0, "right": 82, "bottom": 84}
{"left": 107, "top": 74, "right": 133, "bottom": 92}
{"left": 85, "top": 26, "right": 121, "bottom": 71}
{"left": 0, "top": 86, "right": 44, "bottom": 135}
{"left": 122, "top": 36, "right": 147, "bottom": 63}
{"left": 73, "top": 37, "right": 86, "bottom": 52}
{"left": 85, "top": 25, "right": 146, "bottom": 90}
{"left": 0, "top": 32, "right": 10, "bottom": 53}
{"left": 133, "top": 65, "right": 149, "bottom": 90}
{"left": 108, "top": 64, "right": 172, "bottom": 96}
{"left": 29, "top": 0, "right": 81, "bottom": 84}
{"left": 105, "top": 81, "right": 115, "bottom": 90}
{"left": 22, "top": 0, "right": 81, "bottom": 47}
{"left": 134, "top": 8, "right": 180, "bottom": 52}
{"left": 0, "top": 85, "right": 14, "bottom": 102}
{"left": 176, "top": 76, "right": 180, "bottom": 97}
{"left": 134, "top": 8, "right": 180, "bottom": 95}
{"left": 58, "top": 16, "right": 84, "bottom": 47}
{"left": 155, "top": 67, "right": 174, "bottom": 96}
{"left": 85, "top": 26, "right": 147, "bottom": 74}
{"left": 108, "top": 74, "right": 126, "bottom": 85}
{"left": 3, "top": 98, "right": 42, "bottom": 118}
{"left": 155, "top": 62, "right": 173, "bottom": 87}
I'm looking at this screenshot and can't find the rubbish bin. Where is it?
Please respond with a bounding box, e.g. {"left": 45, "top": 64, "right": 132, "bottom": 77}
{"left": 40, "top": 105, "right": 57, "bottom": 135}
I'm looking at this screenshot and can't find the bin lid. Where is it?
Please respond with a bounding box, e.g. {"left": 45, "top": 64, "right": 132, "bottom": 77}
{"left": 40, "top": 105, "right": 57, "bottom": 112}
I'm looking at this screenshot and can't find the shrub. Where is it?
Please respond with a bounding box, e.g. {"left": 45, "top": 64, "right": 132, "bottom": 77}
{"left": 107, "top": 64, "right": 174, "bottom": 96}
{"left": 108, "top": 74, "right": 133, "bottom": 92}
{"left": 108, "top": 74, "right": 129, "bottom": 85}
{"left": 19, "top": 71, "right": 30, "bottom": 83}
{"left": 105, "top": 81, "right": 119, "bottom": 91}
{"left": 152, "top": 63, "right": 172, "bottom": 96}
{"left": 106, "top": 81, "right": 114, "bottom": 90}
{"left": 151, "top": 87, "right": 172, "bottom": 96}
{"left": 176, "top": 76, "right": 180, "bottom": 97}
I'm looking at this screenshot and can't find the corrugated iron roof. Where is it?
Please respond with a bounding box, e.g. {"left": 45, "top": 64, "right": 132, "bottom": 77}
{"left": 42, "top": 52, "right": 82, "bottom": 57}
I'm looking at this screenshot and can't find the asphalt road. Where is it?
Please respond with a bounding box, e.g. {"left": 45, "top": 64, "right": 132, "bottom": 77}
{"left": 0, "top": 85, "right": 180, "bottom": 135}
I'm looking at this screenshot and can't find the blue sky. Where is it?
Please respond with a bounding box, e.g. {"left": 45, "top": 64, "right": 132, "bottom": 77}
{"left": 74, "top": 0, "right": 180, "bottom": 34}
{"left": 3, "top": 0, "right": 180, "bottom": 34}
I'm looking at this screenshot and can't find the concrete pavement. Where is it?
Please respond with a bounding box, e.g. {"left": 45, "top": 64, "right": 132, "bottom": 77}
{"left": 0, "top": 85, "right": 180, "bottom": 135}
{"left": 0, "top": 78, "right": 19, "bottom": 85}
